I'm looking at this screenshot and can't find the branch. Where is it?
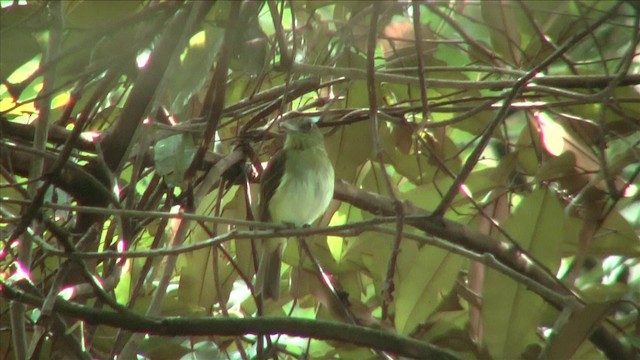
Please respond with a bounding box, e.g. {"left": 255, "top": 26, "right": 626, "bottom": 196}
{"left": 292, "top": 62, "right": 640, "bottom": 89}
{"left": 333, "top": 180, "right": 630, "bottom": 359}
{"left": 101, "top": 2, "right": 214, "bottom": 172}
{"left": 1, "top": 283, "right": 461, "bottom": 360}
{"left": 431, "top": 0, "right": 625, "bottom": 217}
{"left": 185, "top": 1, "right": 240, "bottom": 179}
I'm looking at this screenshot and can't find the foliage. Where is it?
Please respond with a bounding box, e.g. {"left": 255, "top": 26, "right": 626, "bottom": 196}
{"left": 1, "top": 1, "right": 639, "bottom": 359}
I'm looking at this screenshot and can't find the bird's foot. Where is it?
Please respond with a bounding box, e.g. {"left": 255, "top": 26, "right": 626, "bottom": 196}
{"left": 282, "top": 222, "right": 297, "bottom": 229}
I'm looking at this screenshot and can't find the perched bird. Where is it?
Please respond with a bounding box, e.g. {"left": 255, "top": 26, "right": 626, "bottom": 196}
{"left": 255, "top": 117, "right": 335, "bottom": 300}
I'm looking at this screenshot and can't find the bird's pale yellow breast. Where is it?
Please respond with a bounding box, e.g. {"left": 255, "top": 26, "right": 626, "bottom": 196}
{"left": 267, "top": 146, "right": 334, "bottom": 225}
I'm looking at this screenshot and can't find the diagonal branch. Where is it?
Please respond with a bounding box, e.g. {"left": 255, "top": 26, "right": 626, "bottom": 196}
{"left": 333, "top": 180, "right": 629, "bottom": 359}
{"left": 101, "top": 1, "right": 214, "bottom": 172}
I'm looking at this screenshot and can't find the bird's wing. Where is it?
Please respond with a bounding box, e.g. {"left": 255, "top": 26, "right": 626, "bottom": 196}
{"left": 259, "top": 150, "right": 286, "bottom": 222}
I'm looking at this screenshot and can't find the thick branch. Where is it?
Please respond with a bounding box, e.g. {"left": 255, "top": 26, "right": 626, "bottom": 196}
{"left": 334, "top": 180, "right": 629, "bottom": 359}
{"left": 1, "top": 283, "right": 460, "bottom": 360}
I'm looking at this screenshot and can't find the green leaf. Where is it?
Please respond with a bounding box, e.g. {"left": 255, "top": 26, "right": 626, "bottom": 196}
{"left": 395, "top": 246, "right": 464, "bottom": 335}
{"left": 592, "top": 210, "right": 640, "bottom": 256}
{"left": 325, "top": 119, "right": 372, "bottom": 182}
{"left": 153, "top": 134, "right": 197, "bottom": 187}
{"left": 518, "top": 1, "right": 570, "bottom": 66}
{"left": 0, "top": 4, "right": 43, "bottom": 81}
{"left": 544, "top": 301, "right": 619, "bottom": 359}
{"left": 166, "top": 26, "right": 224, "bottom": 118}
{"left": 483, "top": 188, "right": 564, "bottom": 358}
{"left": 65, "top": 0, "right": 143, "bottom": 28}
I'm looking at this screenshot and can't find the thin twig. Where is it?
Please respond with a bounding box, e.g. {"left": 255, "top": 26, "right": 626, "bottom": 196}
{"left": 364, "top": 3, "right": 405, "bottom": 321}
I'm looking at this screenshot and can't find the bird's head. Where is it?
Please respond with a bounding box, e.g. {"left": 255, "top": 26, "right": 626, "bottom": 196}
{"left": 280, "top": 117, "right": 325, "bottom": 150}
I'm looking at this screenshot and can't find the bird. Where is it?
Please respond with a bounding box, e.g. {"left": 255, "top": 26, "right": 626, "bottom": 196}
{"left": 255, "top": 117, "right": 335, "bottom": 300}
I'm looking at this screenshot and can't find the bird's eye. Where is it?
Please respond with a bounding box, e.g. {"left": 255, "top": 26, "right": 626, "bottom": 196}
{"left": 300, "top": 120, "right": 313, "bottom": 132}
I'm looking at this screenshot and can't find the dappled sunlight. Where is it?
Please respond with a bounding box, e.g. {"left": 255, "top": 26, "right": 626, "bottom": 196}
{"left": 536, "top": 111, "right": 566, "bottom": 156}
{"left": 1, "top": 1, "right": 638, "bottom": 359}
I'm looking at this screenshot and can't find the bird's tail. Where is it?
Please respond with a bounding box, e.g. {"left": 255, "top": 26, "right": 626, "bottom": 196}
{"left": 255, "top": 238, "right": 285, "bottom": 300}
